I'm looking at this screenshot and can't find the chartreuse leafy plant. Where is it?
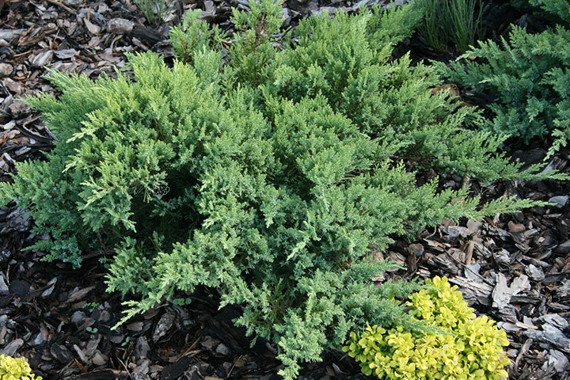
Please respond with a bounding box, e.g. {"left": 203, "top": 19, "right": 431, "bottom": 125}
{"left": 0, "top": 355, "right": 42, "bottom": 380}
{"left": 344, "top": 277, "right": 510, "bottom": 380}
{"left": 439, "top": 0, "right": 570, "bottom": 156}
{"left": 0, "top": 1, "right": 562, "bottom": 378}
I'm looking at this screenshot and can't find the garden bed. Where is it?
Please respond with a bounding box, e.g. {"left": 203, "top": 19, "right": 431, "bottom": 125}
{"left": 0, "top": 0, "right": 568, "bottom": 379}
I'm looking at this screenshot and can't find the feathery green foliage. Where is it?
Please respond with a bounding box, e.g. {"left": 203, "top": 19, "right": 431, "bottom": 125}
{"left": 528, "top": 0, "right": 570, "bottom": 19}
{"left": 169, "top": 10, "right": 225, "bottom": 64}
{"left": 0, "top": 1, "right": 562, "bottom": 378}
{"left": 439, "top": 1, "right": 570, "bottom": 156}
{"left": 511, "top": 0, "right": 570, "bottom": 24}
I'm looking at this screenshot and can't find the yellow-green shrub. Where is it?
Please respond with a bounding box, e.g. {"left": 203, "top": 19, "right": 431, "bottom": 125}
{"left": 344, "top": 277, "right": 510, "bottom": 379}
{"left": 0, "top": 355, "right": 42, "bottom": 380}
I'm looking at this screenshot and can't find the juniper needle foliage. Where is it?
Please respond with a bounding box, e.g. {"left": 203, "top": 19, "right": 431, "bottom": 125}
{"left": 440, "top": 0, "right": 570, "bottom": 155}
{"left": 0, "top": 1, "right": 560, "bottom": 377}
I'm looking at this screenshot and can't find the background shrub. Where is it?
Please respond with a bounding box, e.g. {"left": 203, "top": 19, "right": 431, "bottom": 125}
{"left": 511, "top": 0, "right": 570, "bottom": 26}
{"left": 439, "top": 0, "right": 570, "bottom": 155}
{"left": 0, "top": 1, "right": 561, "bottom": 378}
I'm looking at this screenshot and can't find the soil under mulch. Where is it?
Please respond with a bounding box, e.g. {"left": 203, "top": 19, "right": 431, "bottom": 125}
{"left": 1, "top": 0, "right": 569, "bottom": 379}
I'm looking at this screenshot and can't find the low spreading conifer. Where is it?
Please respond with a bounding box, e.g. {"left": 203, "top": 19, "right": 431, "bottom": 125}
{"left": 439, "top": 0, "right": 570, "bottom": 156}
{"left": 0, "top": 1, "right": 565, "bottom": 377}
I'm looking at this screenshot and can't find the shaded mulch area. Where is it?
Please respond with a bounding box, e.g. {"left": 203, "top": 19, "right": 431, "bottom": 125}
{"left": 1, "top": 0, "right": 569, "bottom": 379}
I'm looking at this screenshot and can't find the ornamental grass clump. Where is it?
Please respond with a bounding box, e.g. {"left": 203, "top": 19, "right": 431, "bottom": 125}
{"left": 344, "top": 277, "right": 510, "bottom": 380}
{"left": 0, "top": 355, "right": 42, "bottom": 380}
{"left": 0, "top": 1, "right": 563, "bottom": 378}
{"left": 134, "top": 0, "right": 166, "bottom": 24}
{"left": 417, "top": 0, "right": 483, "bottom": 55}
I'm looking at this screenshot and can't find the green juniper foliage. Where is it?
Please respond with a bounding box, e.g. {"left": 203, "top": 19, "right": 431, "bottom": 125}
{"left": 169, "top": 10, "right": 226, "bottom": 65}
{"left": 439, "top": 0, "right": 570, "bottom": 156}
{"left": 0, "top": 1, "right": 564, "bottom": 378}
{"left": 511, "top": 0, "right": 570, "bottom": 25}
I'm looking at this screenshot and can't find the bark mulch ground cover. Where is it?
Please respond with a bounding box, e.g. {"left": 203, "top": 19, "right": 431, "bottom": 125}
{"left": 0, "top": 0, "right": 568, "bottom": 379}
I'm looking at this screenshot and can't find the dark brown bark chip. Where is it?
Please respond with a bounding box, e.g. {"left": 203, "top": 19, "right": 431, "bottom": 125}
{"left": 9, "top": 279, "right": 30, "bottom": 297}
{"left": 160, "top": 356, "right": 196, "bottom": 380}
